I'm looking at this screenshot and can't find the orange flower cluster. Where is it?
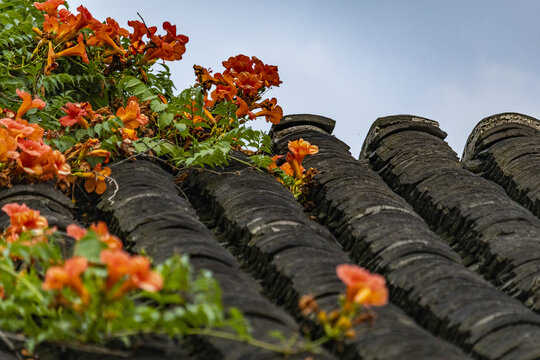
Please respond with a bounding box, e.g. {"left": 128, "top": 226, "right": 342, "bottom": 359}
{"left": 268, "top": 138, "right": 319, "bottom": 179}
{"left": 43, "top": 220, "right": 162, "bottom": 306}
{"left": 194, "top": 55, "right": 283, "bottom": 124}
{"left": 336, "top": 264, "right": 388, "bottom": 308}
{"left": 1, "top": 203, "right": 49, "bottom": 244}
{"left": 129, "top": 20, "right": 189, "bottom": 64}
{"left": 100, "top": 249, "right": 163, "bottom": 298}
{"left": 33, "top": 0, "right": 188, "bottom": 75}
{"left": 0, "top": 90, "right": 70, "bottom": 185}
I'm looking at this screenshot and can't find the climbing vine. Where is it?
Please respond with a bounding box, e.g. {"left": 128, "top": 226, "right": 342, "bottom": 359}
{"left": 0, "top": 0, "right": 388, "bottom": 357}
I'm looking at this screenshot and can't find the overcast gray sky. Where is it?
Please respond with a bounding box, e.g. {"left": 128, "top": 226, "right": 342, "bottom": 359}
{"left": 68, "top": 0, "right": 540, "bottom": 158}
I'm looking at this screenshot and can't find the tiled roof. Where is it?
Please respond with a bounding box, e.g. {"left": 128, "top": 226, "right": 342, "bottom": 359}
{"left": 2, "top": 112, "right": 540, "bottom": 359}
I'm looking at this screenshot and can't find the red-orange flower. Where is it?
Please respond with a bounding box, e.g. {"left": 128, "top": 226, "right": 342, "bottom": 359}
{"left": 128, "top": 20, "right": 157, "bottom": 55}
{"left": 267, "top": 154, "right": 283, "bottom": 172}
{"left": 253, "top": 56, "right": 282, "bottom": 87}
{"left": 87, "top": 19, "right": 127, "bottom": 55}
{"left": 128, "top": 256, "right": 163, "bottom": 292}
{"left": 100, "top": 249, "right": 131, "bottom": 289}
{"left": 59, "top": 102, "right": 88, "bottom": 127}
{"left": 54, "top": 34, "right": 89, "bottom": 63}
{"left": 282, "top": 152, "right": 304, "bottom": 178}
{"left": 42, "top": 256, "right": 89, "bottom": 304}
{"left": 234, "top": 72, "right": 263, "bottom": 97}
{"left": 100, "top": 249, "right": 162, "bottom": 296}
{"left": 2, "top": 203, "right": 49, "bottom": 242}
{"left": 83, "top": 163, "right": 111, "bottom": 195}
{"left": 253, "top": 97, "right": 283, "bottom": 124}
{"left": 33, "top": 0, "right": 64, "bottom": 17}
{"left": 287, "top": 138, "right": 319, "bottom": 164}
{"left": 44, "top": 41, "right": 58, "bottom": 76}
{"left": 90, "top": 221, "right": 122, "bottom": 250}
{"left": 55, "top": 6, "right": 92, "bottom": 42}
{"left": 223, "top": 54, "right": 255, "bottom": 76}
{"left": 336, "top": 264, "right": 388, "bottom": 307}
{"left": 66, "top": 223, "right": 87, "bottom": 240}
{"left": 17, "top": 139, "right": 52, "bottom": 177}
{"left": 0, "top": 127, "right": 18, "bottom": 163}
{"left": 115, "top": 97, "right": 148, "bottom": 130}
{"left": 0, "top": 118, "right": 44, "bottom": 141}
{"left": 15, "top": 89, "right": 46, "bottom": 120}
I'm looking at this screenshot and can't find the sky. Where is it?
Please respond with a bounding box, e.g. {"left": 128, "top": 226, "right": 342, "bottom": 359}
{"left": 68, "top": 0, "right": 540, "bottom": 158}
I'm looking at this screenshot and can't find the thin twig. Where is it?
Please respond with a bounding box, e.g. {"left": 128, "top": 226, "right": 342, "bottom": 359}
{"left": 137, "top": 13, "right": 154, "bottom": 39}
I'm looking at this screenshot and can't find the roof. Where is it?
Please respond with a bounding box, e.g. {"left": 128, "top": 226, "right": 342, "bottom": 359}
{"left": 2, "top": 112, "right": 540, "bottom": 359}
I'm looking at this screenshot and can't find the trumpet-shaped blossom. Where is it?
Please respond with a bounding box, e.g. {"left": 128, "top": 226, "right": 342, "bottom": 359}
{"left": 0, "top": 118, "right": 44, "bottom": 141}
{"left": 287, "top": 138, "right": 319, "bottom": 164}
{"left": 66, "top": 223, "right": 87, "bottom": 240}
{"left": 0, "top": 128, "right": 18, "bottom": 163}
{"left": 253, "top": 56, "right": 282, "bottom": 87}
{"left": 2, "top": 203, "right": 49, "bottom": 243}
{"left": 90, "top": 221, "right": 122, "bottom": 250}
{"left": 17, "top": 139, "right": 70, "bottom": 180}
{"left": 87, "top": 19, "right": 128, "bottom": 55}
{"left": 116, "top": 97, "right": 148, "bottom": 130}
{"left": 83, "top": 163, "right": 111, "bottom": 195}
{"left": 54, "top": 34, "right": 89, "bottom": 63}
{"left": 42, "top": 256, "right": 90, "bottom": 304}
{"left": 15, "top": 90, "right": 46, "bottom": 120}
{"left": 253, "top": 97, "right": 283, "bottom": 125}
{"left": 59, "top": 102, "right": 88, "bottom": 127}
{"left": 100, "top": 249, "right": 163, "bottom": 296}
{"left": 128, "top": 20, "right": 157, "bottom": 55}
{"left": 139, "top": 22, "right": 188, "bottom": 64}
{"left": 33, "top": 0, "right": 65, "bottom": 17}
{"left": 336, "top": 264, "right": 388, "bottom": 307}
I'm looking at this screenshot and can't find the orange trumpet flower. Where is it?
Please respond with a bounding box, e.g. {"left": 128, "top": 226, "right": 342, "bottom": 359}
{"left": 54, "top": 34, "right": 89, "bottom": 63}
{"left": 15, "top": 89, "right": 46, "bottom": 120}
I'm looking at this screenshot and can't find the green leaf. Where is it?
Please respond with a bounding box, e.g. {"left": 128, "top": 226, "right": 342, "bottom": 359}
{"left": 158, "top": 112, "right": 174, "bottom": 130}
{"left": 75, "top": 129, "right": 87, "bottom": 141}
{"left": 73, "top": 232, "right": 107, "bottom": 263}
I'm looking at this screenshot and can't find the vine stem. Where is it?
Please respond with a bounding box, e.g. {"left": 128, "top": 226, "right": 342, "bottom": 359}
{"left": 109, "top": 327, "right": 324, "bottom": 355}
{"left": 0, "top": 263, "right": 44, "bottom": 302}
{"left": 229, "top": 155, "right": 266, "bottom": 173}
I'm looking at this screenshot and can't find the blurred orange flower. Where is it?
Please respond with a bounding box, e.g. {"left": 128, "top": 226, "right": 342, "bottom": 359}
{"left": 336, "top": 264, "right": 388, "bottom": 307}
{"left": 90, "top": 221, "right": 122, "bottom": 250}
{"left": 2, "top": 203, "right": 49, "bottom": 243}
{"left": 100, "top": 249, "right": 162, "bottom": 297}
{"left": 42, "top": 256, "right": 89, "bottom": 304}
{"left": 66, "top": 223, "right": 87, "bottom": 240}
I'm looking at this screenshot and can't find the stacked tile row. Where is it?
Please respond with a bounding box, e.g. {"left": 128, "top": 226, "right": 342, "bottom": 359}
{"left": 97, "top": 160, "right": 324, "bottom": 360}
{"left": 462, "top": 112, "right": 540, "bottom": 219}
{"left": 182, "top": 150, "right": 468, "bottom": 360}
{"left": 272, "top": 114, "right": 540, "bottom": 359}
{"left": 360, "top": 114, "right": 540, "bottom": 311}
